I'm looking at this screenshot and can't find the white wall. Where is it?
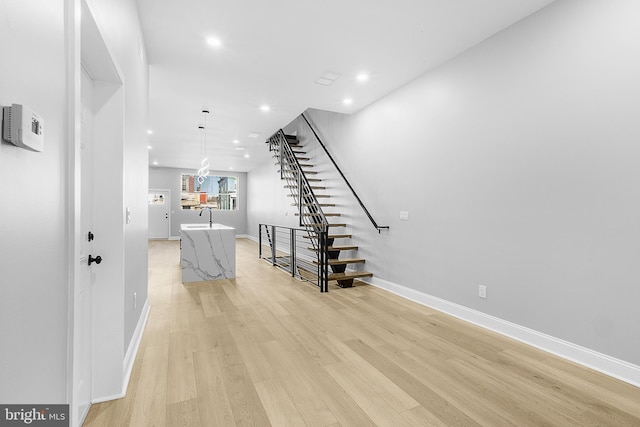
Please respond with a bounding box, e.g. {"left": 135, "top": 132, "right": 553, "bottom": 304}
{"left": 0, "top": 0, "right": 68, "bottom": 403}
{"left": 250, "top": 0, "right": 640, "bottom": 371}
{"left": 0, "top": 0, "right": 148, "bottom": 405}
{"left": 149, "top": 167, "right": 248, "bottom": 236}
{"left": 246, "top": 160, "right": 301, "bottom": 237}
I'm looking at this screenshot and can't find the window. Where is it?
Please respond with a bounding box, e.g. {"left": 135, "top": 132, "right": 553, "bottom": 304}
{"left": 148, "top": 193, "right": 165, "bottom": 205}
{"left": 180, "top": 174, "right": 238, "bottom": 210}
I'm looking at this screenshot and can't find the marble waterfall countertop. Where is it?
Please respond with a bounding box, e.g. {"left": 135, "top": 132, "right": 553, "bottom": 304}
{"left": 180, "top": 223, "right": 236, "bottom": 282}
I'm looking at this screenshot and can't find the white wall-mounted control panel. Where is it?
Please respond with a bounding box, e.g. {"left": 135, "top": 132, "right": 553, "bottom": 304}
{"left": 2, "top": 104, "right": 44, "bottom": 152}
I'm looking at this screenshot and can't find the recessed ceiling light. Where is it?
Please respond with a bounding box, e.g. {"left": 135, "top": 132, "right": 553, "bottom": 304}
{"left": 343, "top": 98, "right": 353, "bottom": 105}
{"left": 232, "top": 139, "right": 240, "bottom": 144}
{"left": 206, "top": 37, "right": 222, "bottom": 48}
{"left": 229, "top": 166, "right": 234, "bottom": 170}
{"left": 147, "top": 129, "right": 153, "bottom": 134}
{"left": 248, "top": 132, "right": 260, "bottom": 138}
{"left": 234, "top": 146, "right": 246, "bottom": 151}
{"left": 356, "top": 73, "right": 369, "bottom": 82}
{"left": 260, "top": 105, "right": 270, "bottom": 112}
{"left": 152, "top": 161, "right": 158, "bottom": 165}
{"left": 147, "top": 145, "right": 152, "bottom": 150}
{"left": 244, "top": 154, "right": 250, "bottom": 158}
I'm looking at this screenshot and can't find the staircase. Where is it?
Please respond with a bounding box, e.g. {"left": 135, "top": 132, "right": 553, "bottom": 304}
{"left": 267, "top": 130, "right": 374, "bottom": 290}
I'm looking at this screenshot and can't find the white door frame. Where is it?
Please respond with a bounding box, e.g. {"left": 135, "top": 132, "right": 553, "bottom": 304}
{"left": 67, "top": 1, "right": 127, "bottom": 425}
{"left": 148, "top": 188, "right": 171, "bottom": 239}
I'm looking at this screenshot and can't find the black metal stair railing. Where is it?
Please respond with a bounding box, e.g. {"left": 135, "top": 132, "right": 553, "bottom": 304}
{"left": 258, "top": 224, "right": 329, "bottom": 292}
{"left": 267, "top": 130, "right": 330, "bottom": 292}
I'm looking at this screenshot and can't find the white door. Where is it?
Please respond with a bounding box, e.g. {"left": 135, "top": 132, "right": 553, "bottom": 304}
{"left": 75, "top": 66, "right": 97, "bottom": 424}
{"left": 148, "top": 189, "right": 170, "bottom": 239}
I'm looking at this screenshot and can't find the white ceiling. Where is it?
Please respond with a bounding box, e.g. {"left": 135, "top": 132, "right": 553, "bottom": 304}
{"left": 137, "top": 0, "right": 555, "bottom": 172}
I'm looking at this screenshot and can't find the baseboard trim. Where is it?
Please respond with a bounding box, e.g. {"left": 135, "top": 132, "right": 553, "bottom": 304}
{"left": 241, "top": 234, "right": 259, "bottom": 243}
{"left": 92, "top": 392, "right": 124, "bottom": 404}
{"left": 169, "top": 235, "right": 180, "bottom": 241}
{"left": 366, "top": 276, "right": 640, "bottom": 388}
{"left": 92, "top": 299, "right": 151, "bottom": 404}
{"left": 122, "top": 299, "right": 150, "bottom": 394}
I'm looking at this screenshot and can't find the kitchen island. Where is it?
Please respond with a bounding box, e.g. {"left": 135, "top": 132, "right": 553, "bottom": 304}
{"left": 180, "top": 223, "right": 236, "bottom": 282}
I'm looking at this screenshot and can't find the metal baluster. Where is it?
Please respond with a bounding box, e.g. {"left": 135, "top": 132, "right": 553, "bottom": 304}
{"left": 290, "top": 228, "right": 296, "bottom": 277}
{"left": 271, "top": 225, "right": 276, "bottom": 266}
{"left": 298, "top": 170, "right": 303, "bottom": 227}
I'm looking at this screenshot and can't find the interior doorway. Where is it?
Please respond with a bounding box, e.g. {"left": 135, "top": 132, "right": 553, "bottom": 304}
{"left": 69, "top": 1, "right": 126, "bottom": 426}
{"left": 148, "top": 189, "right": 171, "bottom": 239}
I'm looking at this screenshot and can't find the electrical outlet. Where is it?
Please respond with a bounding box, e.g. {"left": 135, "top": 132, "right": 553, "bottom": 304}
{"left": 479, "top": 285, "right": 487, "bottom": 299}
{"left": 400, "top": 211, "right": 409, "bottom": 221}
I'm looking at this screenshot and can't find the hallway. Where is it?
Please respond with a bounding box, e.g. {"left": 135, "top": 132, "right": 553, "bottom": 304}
{"left": 84, "top": 239, "right": 640, "bottom": 426}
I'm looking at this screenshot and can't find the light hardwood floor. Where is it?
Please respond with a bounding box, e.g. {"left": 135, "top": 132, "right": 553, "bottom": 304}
{"left": 84, "top": 238, "right": 640, "bottom": 426}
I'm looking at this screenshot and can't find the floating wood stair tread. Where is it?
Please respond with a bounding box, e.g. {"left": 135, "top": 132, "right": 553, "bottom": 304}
{"left": 279, "top": 172, "right": 321, "bottom": 181}
{"left": 278, "top": 163, "right": 313, "bottom": 167}
{"left": 284, "top": 185, "right": 326, "bottom": 190}
{"left": 279, "top": 171, "right": 321, "bottom": 179}
{"left": 303, "top": 234, "right": 352, "bottom": 239}
{"left": 280, "top": 170, "right": 318, "bottom": 175}
{"left": 328, "top": 271, "right": 373, "bottom": 280}
{"left": 287, "top": 193, "right": 329, "bottom": 197}
{"left": 273, "top": 148, "right": 303, "bottom": 155}
{"left": 271, "top": 146, "right": 306, "bottom": 154}
{"left": 314, "top": 258, "right": 366, "bottom": 266}
{"left": 331, "top": 258, "right": 365, "bottom": 265}
{"left": 296, "top": 213, "right": 341, "bottom": 217}
{"left": 292, "top": 203, "right": 336, "bottom": 207}
{"left": 275, "top": 162, "right": 310, "bottom": 167}
{"left": 309, "top": 245, "right": 359, "bottom": 251}
{"left": 291, "top": 268, "right": 373, "bottom": 284}
{"left": 304, "top": 223, "right": 346, "bottom": 228}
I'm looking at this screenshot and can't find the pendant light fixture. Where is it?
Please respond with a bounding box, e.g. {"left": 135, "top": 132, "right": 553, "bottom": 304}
{"left": 197, "top": 109, "right": 210, "bottom": 184}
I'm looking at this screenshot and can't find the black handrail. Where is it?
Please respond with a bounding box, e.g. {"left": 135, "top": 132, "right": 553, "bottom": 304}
{"left": 269, "top": 130, "right": 329, "bottom": 231}
{"left": 301, "top": 113, "right": 389, "bottom": 233}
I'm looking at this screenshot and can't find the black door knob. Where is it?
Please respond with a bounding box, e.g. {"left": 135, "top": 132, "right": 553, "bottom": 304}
{"left": 88, "top": 255, "right": 102, "bottom": 266}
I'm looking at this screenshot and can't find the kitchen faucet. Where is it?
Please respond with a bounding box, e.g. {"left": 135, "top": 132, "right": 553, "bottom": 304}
{"left": 199, "top": 207, "right": 214, "bottom": 227}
